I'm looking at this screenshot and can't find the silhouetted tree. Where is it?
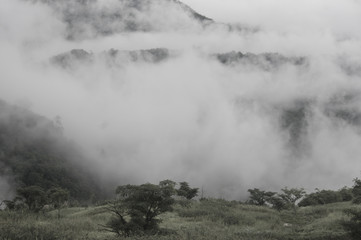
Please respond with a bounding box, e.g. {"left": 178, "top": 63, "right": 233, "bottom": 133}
{"left": 47, "top": 187, "right": 69, "bottom": 218}
{"left": 177, "top": 182, "right": 198, "bottom": 200}
{"left": 352, "top": 178, "right": 361, "bottom": 204}
{"left": 104, "top": 181, "right": 175, "bottom": 237}
{"left": 247, "top": 188, "right": 276, "bottom": 206}
{"left": 16, "top": 186, "right": 47, "bottom": 212}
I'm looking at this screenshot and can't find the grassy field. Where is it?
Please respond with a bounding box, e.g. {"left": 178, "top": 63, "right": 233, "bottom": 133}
{"left": 0, "top": 199, "right": 360, "bottom": 240}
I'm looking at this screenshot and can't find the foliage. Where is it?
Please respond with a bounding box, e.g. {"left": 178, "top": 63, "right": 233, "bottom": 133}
{"left": 104, "top": 181, "right": 176, "bottom": 237}
{"left": 2, "top": 199, "right": 26, "bottom": 210}
{"left": 339, "top": 187, "right": 354, "bottom": 201}
{"left": 279, "top": 187, "right": 306, "bottom": 212}
{"left": 268, "top": 195, "right": 288, "bottom": 211}
{"left": 16, "top": 185, "right": 47, "bottom": 212}
{"left": 0, "top": 199, "right": 356, "bottom": 240}
{"left": 47, "top": 187, "right": 69, "bottom": 218}
{"left": 352, "top": 178, "right": 361, "bottom": 204}
{"left": 247, "top": 188, "right": 276, "bottom": 206}
{"left": 341, "top": 208, "right": 361, "bottom": 239}
{"left": 177, "top": 182, "right": 198, "bottom": 200}
{"left": 47, "top": 187, "right": 69, "bottom": 208}
{"left": 299, "top": 188, "right": 352, "bottom": 207}
{"left": 0, "top": 99, "right": 106, "bottom": 202}
{"left": 246, "top": 187, "right": 305, "bottom": 211}
{"left": 3, "top": 186, "right": 70, "bottom": 215}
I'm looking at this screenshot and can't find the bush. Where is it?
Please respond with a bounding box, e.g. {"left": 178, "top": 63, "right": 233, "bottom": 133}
{"left": 177, "top": 182, "right": 198, "bottom": 200}
{"left": 223, "top": 215, "right": 240, "bottom": 225}
{"left": 247, "top": 188, "right": 276, "bottom": 206}
{"left": 299, "top": 188, "right": 352, "bottom": 207}
{"left": 352, "top": 178, "right": 361, "bottom": 204}
{"left": 341, "top": 208, "right": 361, "bottom": 239}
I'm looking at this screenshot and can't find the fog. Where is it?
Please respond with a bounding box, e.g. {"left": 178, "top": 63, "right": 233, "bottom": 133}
{"left": 1, "top": 0, "right": 361, "bottom": 199}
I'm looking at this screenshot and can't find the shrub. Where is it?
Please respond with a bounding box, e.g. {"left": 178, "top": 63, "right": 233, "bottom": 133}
{"left": 299, "top": 190, "right": 343, "bottom": 207}
{"left": 223, "top": 215, "right": 240, "bottom": 225}
{"left": 177, "top": 182, "right": 198, "bottom": 200}
{"left": 341, "top": 208, "right": 361, "bottom": 239}
{"left": 247, "top": 188, "right": 276, "bottom": 206}
{"left": 352, "top": 178, "right": 361, "bottom": 204}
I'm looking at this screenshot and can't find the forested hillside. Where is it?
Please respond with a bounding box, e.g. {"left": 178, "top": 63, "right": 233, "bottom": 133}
{"left": 0, "top": 99, "right": 105, "bottom": 202}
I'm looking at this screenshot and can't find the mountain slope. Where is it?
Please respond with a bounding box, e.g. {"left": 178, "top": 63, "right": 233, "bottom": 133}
{"left": 0, "top": 99, "right": 105, "bottom": 202}
{"left": 30, "top": 0, "right": 213, "bottom": 39}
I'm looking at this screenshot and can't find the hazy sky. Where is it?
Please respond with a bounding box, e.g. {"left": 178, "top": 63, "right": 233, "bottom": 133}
{"left": 1, "top": 0, "right": 361, "bottom": 200}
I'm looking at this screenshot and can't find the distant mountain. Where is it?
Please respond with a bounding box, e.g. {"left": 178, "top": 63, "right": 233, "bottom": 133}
{"left": 0, "top": 99, "right": 106, "bottom": 202}
{"left": 51, "top": 48, "right": 172, "bottom": 70}
{"left": 216, "top": 51, "right": 308, "bottom": 71}
{"left": 51, "top": 48, "right": 308, "bottom": 72}
{"left": 30, "top": 0, "right": 213, "bottom": 39}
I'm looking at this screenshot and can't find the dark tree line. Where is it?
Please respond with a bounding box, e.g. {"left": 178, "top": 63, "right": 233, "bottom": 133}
{"left": 3, "top": 186, "right": 69, "bottom": 218}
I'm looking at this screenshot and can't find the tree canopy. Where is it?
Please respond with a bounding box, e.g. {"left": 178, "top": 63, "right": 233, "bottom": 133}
{"left": 105, "top": 181, "right": 176, "bottom": 237}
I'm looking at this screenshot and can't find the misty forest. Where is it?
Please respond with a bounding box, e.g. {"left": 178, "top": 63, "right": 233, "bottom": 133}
{"left": 1, "top": 0, "right": 361, "bottom": 239}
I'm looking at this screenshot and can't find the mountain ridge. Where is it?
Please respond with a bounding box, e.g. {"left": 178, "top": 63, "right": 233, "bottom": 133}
{"left": 27, "top": 0, "right": 214, "bottom": 40}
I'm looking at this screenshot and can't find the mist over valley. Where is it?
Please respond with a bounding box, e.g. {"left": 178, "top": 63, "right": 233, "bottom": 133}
{"left": 1, "top": 0, "right": 361, "bottom": 202}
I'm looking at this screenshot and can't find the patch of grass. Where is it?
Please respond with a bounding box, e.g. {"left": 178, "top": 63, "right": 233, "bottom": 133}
{"left": 0, "top": 200, "right": 357, "bottom": 239}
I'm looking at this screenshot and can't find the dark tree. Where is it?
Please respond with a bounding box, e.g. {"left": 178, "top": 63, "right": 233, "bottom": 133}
{"left": 352, "top": 178, "right": 361, "bottom": 204}
{"left": 268, "top": 195, "right": 288, "bottom": 211}
{"left": 177, "top": 182, "right": 198, "bottom": 200}
{"left": 47, "top": 187, "right": 69, "bottom": 218}
{"left": 104, "top": 181, "right": 175, "bottom": 237}
{"left": 342, "top": 208, "right": 361, "bottom": 240}
{"left": 247, "top": 188, "right": 276, "bottom": 206}
{"left": 16, "top": 186, "right": 47, "bottom": 212}
{"left": 159, "top": 179, "right": 177, "bottom": 196}
{"left": 298, "top": 188, "right": 352, "bottom": 207}
{"left": 339, "top": 187, "right": 353, "bottom": 201}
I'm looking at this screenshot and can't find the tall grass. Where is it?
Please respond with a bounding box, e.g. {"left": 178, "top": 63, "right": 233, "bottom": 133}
{"left": 0, "top": 200, "right": 357, "bottom": 240}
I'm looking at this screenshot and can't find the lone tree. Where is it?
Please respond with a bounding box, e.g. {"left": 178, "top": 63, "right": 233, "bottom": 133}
{"left": 177, "top": 182, "right": 198, "bottom": 200}
{"left": 104, "top": 181, "right": 176, "bottom": 237}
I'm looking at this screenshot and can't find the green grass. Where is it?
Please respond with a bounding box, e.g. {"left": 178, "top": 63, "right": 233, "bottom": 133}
{"left": 1, "top": 200, "right": 360, "bottom": 239}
